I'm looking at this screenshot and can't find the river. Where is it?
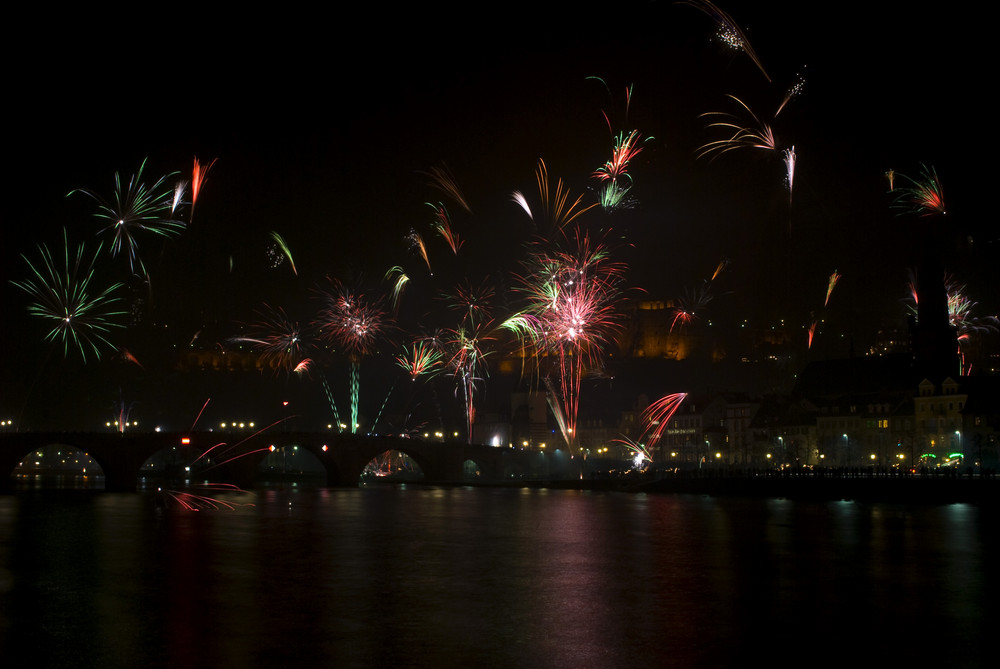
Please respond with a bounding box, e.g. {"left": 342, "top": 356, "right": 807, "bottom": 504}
{"left": 1, "top": 485, "right": 996, "bottom": 668}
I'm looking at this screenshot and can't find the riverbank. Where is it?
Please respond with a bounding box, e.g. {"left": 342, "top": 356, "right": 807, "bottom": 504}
{"left": 503, "top": 472, "right": 1000, "bottom": 505}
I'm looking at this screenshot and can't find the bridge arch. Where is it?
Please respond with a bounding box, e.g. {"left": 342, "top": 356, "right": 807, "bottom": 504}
{"left": 9, "top": 442, "right": 105, "bottom": 489}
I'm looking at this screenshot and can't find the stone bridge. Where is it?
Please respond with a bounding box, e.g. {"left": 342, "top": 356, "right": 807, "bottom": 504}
{"left": 0, "top": 431, "right": 544, "bottom": 492}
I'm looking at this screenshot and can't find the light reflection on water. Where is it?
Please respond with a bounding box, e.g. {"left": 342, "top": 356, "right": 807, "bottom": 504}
{"left": 0, "top": 488, "right": 996, "bottom": 668}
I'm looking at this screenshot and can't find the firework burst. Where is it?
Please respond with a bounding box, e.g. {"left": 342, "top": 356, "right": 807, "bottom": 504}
{"left": 442, "top": 277, "right": 495, "bottom": 326}
{"left": 892, "top": 164, "right": 946, "bottom": 216}
{"left": 943, "top": 278, "right": 998, "bottom": 374}
{"left": 68, "top": 158, "right": 185, "bottom": 278}
{"left": 698, "top": 95, "right": 777, "bottom": 160}
{"left": 593, "top": 129, "right": 651, "bottom": 213}
{"left": 671, "top": 259, "right": 729, "bottom": 333}
{"left": 395, "top": 340, "right": 444, "bottom": 381}
{"left": 532, "top": 158, "right": 597, "bottom": 230}
{"left": 233, "top": 304, "right": 311, "bottom": 374}
{"left": 593, "top": 129, "right": 648, "bottom": 184}
{"left": 12, "top": 230, "right": 126, "bottom": 362}
{"left": 904, "top": 274, "right": 997, "bottom": 374}
{"left": 681, "top": 1, "right": 771, "bottom": 82}
{"left": 516, "top": 231, "right": 626, "bottom": 453}
{"left": 317, "top": 280, "right": 392, "bottom": 433}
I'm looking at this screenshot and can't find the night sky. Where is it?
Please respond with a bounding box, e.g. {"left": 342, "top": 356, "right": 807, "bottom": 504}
{"left": 1, "top": 2, "right": 987, "bottom": 430}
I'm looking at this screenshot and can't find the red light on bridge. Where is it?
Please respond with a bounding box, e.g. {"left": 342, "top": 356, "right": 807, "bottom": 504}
{"left": 180, "top": 437, "right": 191, "bottom": 445}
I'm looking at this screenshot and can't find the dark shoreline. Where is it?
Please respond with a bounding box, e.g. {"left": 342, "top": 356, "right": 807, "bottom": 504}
{"left": 514, "top": 475, "right": 1000, "bottom": 505}
{"left": 648, "top": 476, "right": 1000, "bottom": 504}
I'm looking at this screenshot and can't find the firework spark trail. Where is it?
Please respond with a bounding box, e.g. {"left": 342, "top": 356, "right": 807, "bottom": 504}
{"left": 12, "top": 229, "right": 126, "bottom": 362}
{"left": 534, "top": 158, "right": 597, "bottom": 230}
{"left": 511, "top": 191, "right": 533, "bottom": 219}
{"left": 499, "top": 313, "right": 542, "bottom": 345}
{"left": 269, "top": 232, "right": 298, "bottom": 275}
{"left": 420, "top": 164, "right": 471, "bottom": 214}
{"left": 892, "top": 164, "right": 946, "bottom": 216}
{"left": 612, "top": 393, "right": 688, "bottom": 458}
{"left": 885, "top": 169, "right": 896, "bottom": 191}
{"left": 807, "top": 270, "right": 841, "bottom": 349}
{"left": 385, "top": 266, "right": 410, "bottom": 312}
{"left": 697, "top": 95, "right": 776, "bottom": 160}
{"left": 906, "top": 272, "right": 919, "bottom": 307}
{"left": 825, "top": 270, "right": 841, "bottom": 307}
{"left": 189, "top": 399, "right": 212, "bottom": 432}
{"left": 586, "top": 76, "right": 631, "bottom": 134}
{"left": 640, "top": 392, "right": 689, "bottom": 449}
{"left": 428, "top": 202, "right": 464, "bottom": 254}
{"left": 68, "top": 158, "right": 185, "bottom": 279}
{"left": 671, "top": 258, "right": 729, "bottom": 333}
{"left": 190, "top": 156, "right": 217, "bottom": 223}
{"left": 498, "top": 313, "right": 544, "bottom": 383}
{"left": 775, "top": 68, "right": 806, "bottom": 117}
{"left": 783, "top": 146, "right": 796, "bottom": 203}
{"left": 192, "top": 416, "right": 295, "bottom": 470}
{"left": 162, "top": 484, "right": 255, "bottom": 511}
{"left": 322, "top": 376, "right": 343, "bottom": 430}
{"left": 614, "top": 436, "right": 655, "bottom": 468}
{"left": 370, "top": 382, "right": 396, "bottom": 434}
{"left": 711, "top": 257, "right": 730, "bottom": 282}
{"left": 407, "top": 228, "right": 433, "bottom": 275}
{"left": 349, "top": 363, "right": 360, "bottom": 432}
{"left": 543, "top": 375, "right": 570, "bottom": 446}
{"left": 670, "top": 282, "right": 714, "bottom": 333}
{"left": 112, "top": 391, "right": 133, "bottom": 433}
{"left": 209, "top": 447, "right": 278, "bottom": 471}
{"left": 444, "top": 322, "right": 496, "bottom": 443}
{"left": 171, "top": 181, "right": 187, "bottom": 215}
{"left": 680, "top": 0, "right": 771, "bottom": 82}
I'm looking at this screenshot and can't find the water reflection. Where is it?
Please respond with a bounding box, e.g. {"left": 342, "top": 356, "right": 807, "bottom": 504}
{"left": 0, "top": 489, "right": 996, "bottom": 668}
